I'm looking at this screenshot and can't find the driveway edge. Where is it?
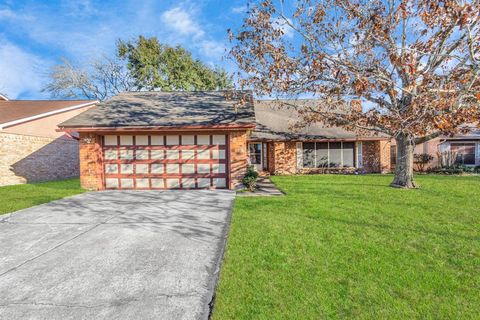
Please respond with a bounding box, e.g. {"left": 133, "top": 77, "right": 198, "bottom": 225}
{"left": 202, "top": 192, "right": 236, "bottom": 320}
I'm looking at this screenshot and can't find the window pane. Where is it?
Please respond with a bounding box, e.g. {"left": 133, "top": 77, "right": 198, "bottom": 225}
{"left": 390, "top": 145, "right": 397, "bottom": 165}
{"left": 329, "top": 142, "right": 342, "bottom": 167}
{"left": 250, "top": 154, "right": 261, "bottom": 164}
{"left": 452, "top": 143, "right": 476, "bottom": 165}
{"left": 315, "top": 142, "right": 328, "bottom": 167}
{"left": 464, "top": 154, "right": 475, "bottom": 165}
{"left": 303, "top": 143, "right": 315, "bottom": 168}
{"left": 343, "top": 142, "right": 355, "bottom": 167}
{"left": 249, "top": 144, "right": 261, "bottom": 154}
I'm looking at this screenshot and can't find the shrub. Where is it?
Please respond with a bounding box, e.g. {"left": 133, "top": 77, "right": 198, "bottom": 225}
{"left": 242, "top": 165, "right": 259, "bottom": 191}
{"left": 414, "top": 153, "right": 434, "bottom": 172}
{"left": 437, "top": 151, "right": 458, "bottom": 168}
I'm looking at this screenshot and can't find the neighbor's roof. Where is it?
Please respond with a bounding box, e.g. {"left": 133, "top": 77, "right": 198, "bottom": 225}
{"left": 443, "top": 124, "right": 480, "bottom": 140}
{"left": 0, "top": 100, "right": 96, "bottom": 129}
{"left": 252, "top": 99, "right": 387, "bottom": 140}
{"left": 59, "top": 91, "right": 256, "bottom": 130}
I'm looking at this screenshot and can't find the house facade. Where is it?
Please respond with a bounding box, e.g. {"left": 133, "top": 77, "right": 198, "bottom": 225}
{"left": 0, "top": 96, "right": 96, "bottom": 186}
{"left": 58, "top": 91, "right": 391, "bottom": 191}
{"left": 390, "top": 126, "right": 480, "bottom": 171}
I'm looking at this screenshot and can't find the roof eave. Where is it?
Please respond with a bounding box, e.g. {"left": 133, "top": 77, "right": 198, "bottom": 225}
{"left": 57, "top": 123, "right": 256, "bottom": 133}
{"left": 0, "top": 101, "right": 97, "bottom": 129}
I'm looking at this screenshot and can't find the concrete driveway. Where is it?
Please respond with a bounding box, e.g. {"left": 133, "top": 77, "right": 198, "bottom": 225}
{"left": 0, "top": 190, "right": 235, "bottom": 320}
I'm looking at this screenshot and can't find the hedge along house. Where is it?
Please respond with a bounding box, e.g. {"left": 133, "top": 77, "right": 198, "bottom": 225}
{"left": 58, "top": 91, "right": 391, "bottom": 191}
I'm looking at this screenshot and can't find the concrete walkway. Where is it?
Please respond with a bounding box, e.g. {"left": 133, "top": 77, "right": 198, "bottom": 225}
{"left": 237, "top": 177, "right": 284, "bottom": 196}
{"left": 0, "top": 190, "right": 235, "bottom": 320}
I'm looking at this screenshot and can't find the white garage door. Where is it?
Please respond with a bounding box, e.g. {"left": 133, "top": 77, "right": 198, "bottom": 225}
{"left": 102, "top": 134, "right": 228, "bottom": 189}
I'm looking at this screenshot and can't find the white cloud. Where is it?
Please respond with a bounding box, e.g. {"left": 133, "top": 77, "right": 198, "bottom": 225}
{"left": 161, "top": 6, "right": 226, "bottom": 60}
{"left": 0, "top": 8, "right": 16, "bottom": 19}
{"left": 161, "top": 7, "right": 204, "bottom": 38}
{"left": 273, "top": 17, "right": 294, "bottom": 38}
{"left": 197, "top": 39, "right": 225, "bottom": 60}
{"left": 0, "top": 40, "right": 49, "bottom": 99}
{"left": 231, "top": 5, "right": 247, "bottom": 13}
{"left": 60, "top": 0, "right": 98, "bottom": 17}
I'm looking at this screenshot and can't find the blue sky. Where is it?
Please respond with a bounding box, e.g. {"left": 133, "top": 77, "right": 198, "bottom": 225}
{"left": 0, "top": 0, "right": 249, "bottom": 99}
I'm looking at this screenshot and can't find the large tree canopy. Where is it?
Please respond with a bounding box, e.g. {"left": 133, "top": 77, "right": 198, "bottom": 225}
{"left": 117, "top": 36, "right": 232, "bottom": 91}
{"left": 229, "top": 0, "right": 480, "bottom": 188}
{"left": 44, "top": 36, "right": 232, "bottom": 100}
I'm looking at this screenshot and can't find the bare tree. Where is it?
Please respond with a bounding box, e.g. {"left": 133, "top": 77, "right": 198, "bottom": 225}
{"left": 229, "top": 0, "right": 480, "bottom": 188}
{"left": 44, "top": 56, "right": 135, "bottom": 101}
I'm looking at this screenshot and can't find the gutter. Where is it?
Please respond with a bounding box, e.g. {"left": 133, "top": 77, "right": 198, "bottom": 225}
{"left": 57, "top": 123, "right": 257, "bottom": 133}
{"left": 0, "top": 101, "right": 97, "bottom": 130}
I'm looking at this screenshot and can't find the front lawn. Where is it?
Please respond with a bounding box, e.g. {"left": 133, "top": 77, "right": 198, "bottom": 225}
{"left": 0, "top": 178, "right": 85, "bottom": 215}
{"left": 213, "top": 175, "right": 480, "bottom": 319}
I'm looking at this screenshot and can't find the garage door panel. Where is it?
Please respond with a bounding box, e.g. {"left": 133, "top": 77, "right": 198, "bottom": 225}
{"left": 103, "top": 134, "right": 228, "bottom": 190}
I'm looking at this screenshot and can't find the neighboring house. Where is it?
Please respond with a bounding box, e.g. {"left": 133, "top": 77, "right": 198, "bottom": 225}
{"left": 390, "top": 125, "right": 480, "bottom": 170}
{"left": 58, "top": 91, "right": 391, "bottom": 190}
{"left": 0, "top": 95, "right": 96, "bottom": 186}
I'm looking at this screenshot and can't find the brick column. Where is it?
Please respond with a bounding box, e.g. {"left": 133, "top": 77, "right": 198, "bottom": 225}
{"left": 379, "top": 140, "right": 391, "bottom": 173}
{"left": 79, "top": 133, "right": 103, "bottom": 190}
{"left": 362, "top": 140, "right": 391, "bottom": 173}
{"left": 271, "top": 141, "right": 297, "bottom": 175}
{"left": 229, "top": 130, "right": 249, "bottom": 189}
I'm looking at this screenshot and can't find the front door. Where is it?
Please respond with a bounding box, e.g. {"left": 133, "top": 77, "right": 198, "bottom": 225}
{"left": 249, "top": 143, "right": 263, "bottom": 171}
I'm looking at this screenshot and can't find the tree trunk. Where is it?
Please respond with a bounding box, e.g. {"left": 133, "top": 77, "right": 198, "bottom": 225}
{"left": 391, "top": 133, "right": 418, "bottom": 189}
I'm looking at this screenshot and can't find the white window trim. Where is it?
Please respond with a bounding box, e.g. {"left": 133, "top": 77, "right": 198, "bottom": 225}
{"left": 477, "top": 142, "right": 480, "bottom": 166}
{"left": 449, "top": 141, "right": 478, "bottom": 166}
{"left": 301, "top": 141, "right": 357, "bottom": 169}
{"left": 356, "top": 142, "right": 363, "bottom": 168}
{"left": 296, "top": 142, "right": 303, "bottom": 168}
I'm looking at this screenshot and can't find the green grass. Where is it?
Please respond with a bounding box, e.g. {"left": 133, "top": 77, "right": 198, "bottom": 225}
{"left": 213, "top": 175, "right": 480, "bottom": 320}
{"left": 0, "top": 178, "right": 85, "bottom": 215}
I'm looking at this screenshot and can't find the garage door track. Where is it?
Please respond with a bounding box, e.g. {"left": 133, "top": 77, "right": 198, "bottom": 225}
{"left": 0, "top": 190, "right": 235, "bottom": 320}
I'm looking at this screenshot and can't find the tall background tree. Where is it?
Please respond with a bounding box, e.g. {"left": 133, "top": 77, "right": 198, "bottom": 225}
{"left": 117, "top": 36, "right": 232, "bottom": 91}
{"left": 45, "top": 36, "right": 232, "bottom": 101}
{"left": 44, "top": 56, "right": 134, "bottom": 101}
{"left": 229, "top": 0, "right": 480, "bottom": 188}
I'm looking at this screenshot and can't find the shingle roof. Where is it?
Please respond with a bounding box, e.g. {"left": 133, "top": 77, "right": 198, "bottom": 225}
{"left": 252, "top": 100, "right": 387, "bottom": 140}
{"left": 0, "top": 100, "right": 95, "bottom": 126}
{"left": 59, "top": 91, "right": 256, "bottom": 129}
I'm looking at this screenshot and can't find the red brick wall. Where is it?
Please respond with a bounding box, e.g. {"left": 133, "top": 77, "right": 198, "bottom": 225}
{"left": 0, "top": 132, "right": 80, "bottom": 186}
{"left": 79, "top": 132, "right": 103, "bottom": 190}
{"left": 268, "top": 141, "right": 297, "bottom": 175}
{"left": 379, "top": 140, "right": 391, "bottom": 173}
{"left": 229, "top": 130, "right": 249, "bottom": 189}
{"left": 363, "top": 140, "right": 391, "bottom": 173}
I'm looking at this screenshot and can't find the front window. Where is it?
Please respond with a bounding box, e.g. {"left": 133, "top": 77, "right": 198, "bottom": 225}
{"left": 249, "top": 143, "right": 262, "bottom": 164}
{"left": 302, "top": 142, "right": 355, "bottom": 168}
{"left": 390, "top": 145, "right": 397, "bottom": 166}
{"left": 451, "top": 143, "right": 476, "bottom": 165}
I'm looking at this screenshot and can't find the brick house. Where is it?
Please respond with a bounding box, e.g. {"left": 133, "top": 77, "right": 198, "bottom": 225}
{"left": 58, "top": 91, "right": 391, "bottom": 190}
{"left": 390, "top": 125, "right": 480, "bottom": 170}
{"left": 0, "top": 95, "right": 96, "bottom": 186}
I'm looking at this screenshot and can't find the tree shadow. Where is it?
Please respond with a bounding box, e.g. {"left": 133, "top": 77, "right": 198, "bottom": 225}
{"left": 8, "top": 136, "right": 79, "bottom": 184}
{"left": 23, "top": 190, "right": 235, "bottom": 244}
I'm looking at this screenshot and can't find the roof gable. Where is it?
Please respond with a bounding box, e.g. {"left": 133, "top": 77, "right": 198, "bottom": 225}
{"left": 0, "top": 100, "right": 96, "bottom": 128}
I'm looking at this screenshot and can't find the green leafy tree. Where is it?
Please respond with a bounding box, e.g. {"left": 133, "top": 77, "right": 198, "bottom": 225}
{"left": 117, "top": 36, "right": 232, "bottom": 91}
